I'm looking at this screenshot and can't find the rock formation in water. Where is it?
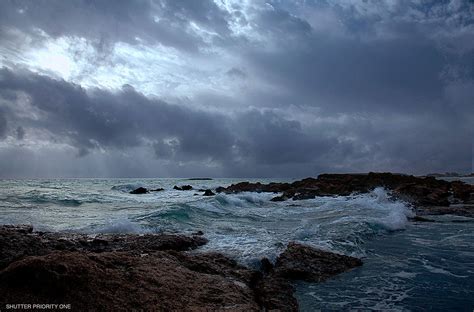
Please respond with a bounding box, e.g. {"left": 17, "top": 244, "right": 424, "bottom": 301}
{"left": 216, "top": 172, "right": 474, "bottom": 217}
{"left": 0, "top": 225, "right": 362, "bottom": 311}
{"left": 129, "top": 187, "right": 148, "bottom": 194}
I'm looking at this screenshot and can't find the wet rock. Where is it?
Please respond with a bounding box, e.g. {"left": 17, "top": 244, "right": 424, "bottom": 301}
{"left": 216, "top": 172, "right": 474, "bottom": 217}
{"left": 174, "top": 185, "right": 193, "bottom": 191}
{"left": 254, "top": 275, "right": 298, "bottom": 312}
{"left": 260, "top": 257, "right": 274, "bottom": 274}
{"left": 270, "top": 195, "right": 287, "bottom": 202}
{"left": 130, "top": 187, "right": 148, "bottom": 194}
{"left": 0, "top": 251, "right": 260, "bottom": 311}
{"left": 0, "top": 225, "right": 207, "bottom": 269}
{"left": 203, "top": 189, "right": 215, "bottom": 196}
{"left": 274, "top": 242, "right": 362, "bottom": 282}
{"left": 150, "top": 188, "right": 164, "bottom": 192}
{"left": 0, "top": 226, "right": 370, "bottom": 311}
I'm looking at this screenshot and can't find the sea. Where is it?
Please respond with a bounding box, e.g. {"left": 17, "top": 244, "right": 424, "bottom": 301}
{"left": 1, "top": 177, "right": 473, "bottom": 311}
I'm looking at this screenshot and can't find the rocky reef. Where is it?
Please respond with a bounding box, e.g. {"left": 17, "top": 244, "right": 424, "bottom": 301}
{"left": 0, "top": 225, "right": 362, "bottom": 311}
{"left": 216, "top": 172, "right": 474, "bottom": 217}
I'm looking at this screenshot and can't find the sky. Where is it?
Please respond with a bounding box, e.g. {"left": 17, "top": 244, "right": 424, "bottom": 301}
{"left": 0, "top": 0, "right": 473, "bottom": 178}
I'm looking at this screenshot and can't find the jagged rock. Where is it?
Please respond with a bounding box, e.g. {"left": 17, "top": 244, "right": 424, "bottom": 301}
{"left": 0, "top": 225, "right": 207, "bottom": 269}
{"left": 274, "top": 242, "right": 362, "bottom": 282}
{"left": 203, "top": 189, "right": 215, "bottom": 196}
{"left": 0, "top": 226, "right": 306, "bottom": 311}
{"left": 216, "top": 173, "right": 474, "bottom": 217}
{"left": 130, "top": 187, "right": 148, "bottom": 194}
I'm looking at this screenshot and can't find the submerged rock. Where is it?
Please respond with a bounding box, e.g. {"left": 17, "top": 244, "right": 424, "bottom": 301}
{"left": 130, "top": 187, "right": 148, "bottom": 194}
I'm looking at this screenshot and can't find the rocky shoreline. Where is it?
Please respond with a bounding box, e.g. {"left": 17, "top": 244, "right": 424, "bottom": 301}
{"left": 2, "top": 173, "right": 473, "bottom": 310}
{"left": 215, "top": 173, "right": 474, "bottom": 217}
{"left": 0, "top": 225, "right": 361, "bottom": 311}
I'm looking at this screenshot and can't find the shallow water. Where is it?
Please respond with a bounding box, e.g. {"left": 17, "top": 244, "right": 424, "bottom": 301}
{"left": 1, "top": 178, "right": 473, "bottom": 310}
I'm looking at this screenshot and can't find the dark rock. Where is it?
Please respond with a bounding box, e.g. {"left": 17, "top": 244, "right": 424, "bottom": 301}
{"left": 0, "top": 225, "right": 303, "bottom": 311}
{"left": 174, "top": 185, "right": 193, "bottom": 191}
{"left": 270, "top": 195, "right": 287, "bottom": 202}
{"left": 254, "top": 275, "right": 298, "bottom": 312}
{"left": 0, "top": 225, "right": 207, "bottom": 269}
{"left": 216, "top": 172, "right": 474, "bottom": 217}
{"left": 0, "top": 251, "right": 260, "bottom": 311}
{"left": 203, "top": 189, "right": 215, "bottom": 196}
{"left": 150, "top": 188, "right": 164, "bottom": 192}
{"left": 130, "top": 187, "right": 148, "bottom": 194}
{"left": 274, "top": 242, "right": 362, "bottom": 282}
{"left": 260, "top": 257, "right": 274, "bottom": 274}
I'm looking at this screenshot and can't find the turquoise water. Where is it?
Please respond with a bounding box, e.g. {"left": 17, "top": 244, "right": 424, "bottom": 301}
{"left": 0, "top": 178, "right": 473, "bottom": 310}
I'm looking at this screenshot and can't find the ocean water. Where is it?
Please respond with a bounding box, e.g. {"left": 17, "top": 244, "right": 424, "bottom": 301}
{"left": 0, "top": 178, "right": 473, "bottom": 311}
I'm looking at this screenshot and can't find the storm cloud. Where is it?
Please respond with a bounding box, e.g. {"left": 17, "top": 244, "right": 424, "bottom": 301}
{"left": 0, "top": 0, "right": 472, "bottom": 177}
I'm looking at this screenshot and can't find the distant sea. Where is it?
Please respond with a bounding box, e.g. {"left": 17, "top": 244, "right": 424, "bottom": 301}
{"left": 1, "top": 177, "right": 473, "bottom": 311}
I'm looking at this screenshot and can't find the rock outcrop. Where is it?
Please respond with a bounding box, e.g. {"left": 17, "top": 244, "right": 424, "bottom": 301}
{"left": 174, "top": 185, "right": 193, "bottom": 191}
{"left": 273, "top": 242, "right": 362, "bottom": 282}
{"left": 217, "top": 172, "right": 474, "bottom": 217}
{"left": 129, "top": 187, "right": 148, "bottom": 194}
{"left": 203, "top": 189, "right": 215, "bottom": 196}
{"left": 0, "top": 226, "right": 363, "bottom": 311}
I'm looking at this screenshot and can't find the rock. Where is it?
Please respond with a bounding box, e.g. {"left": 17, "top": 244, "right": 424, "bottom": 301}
{"left": 270, "top": 195, "right": 287, "bottom": 202}
{"left": 174, "top": 185, "right": 193, "bottom": 191}
{"left": 260, "top": 257, "right": 274, "bottom": 274}
{"left": 254, "top": 275, "right": 298, "bottom": 312}
{"left": 216, "top": 172, "right": 474, "bottom": 217}
{"left": 274, "top": 242, "right": 362, "bottom": 282}
{"left": 0, "top": 251, "right": 260, "bottom": 311}
{"left": 0, "top": 226, "right": 303, "bottom": 311}
{"left": 150, "top": 188, "right": 164, "bottom": 192}
{"left": 203, "top": 189, "right": 215, "bottom": 196}
{"left": 130, "top": 187, "right": 148, "bottom": 194}
{"left": 0, "top": 225, "right": 207, "bottom": 269}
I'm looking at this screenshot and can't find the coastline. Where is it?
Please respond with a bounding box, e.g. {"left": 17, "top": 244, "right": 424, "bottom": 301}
{"left": 1, "top": 173, "right": 473, "bottom": 310}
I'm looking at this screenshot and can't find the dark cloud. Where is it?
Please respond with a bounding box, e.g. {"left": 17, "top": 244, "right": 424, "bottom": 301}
{"left": 0, "top": 67, "right": 234, "bottom": 161}
{"left": 0, "top": 1, "right": 472, "bottom": 177}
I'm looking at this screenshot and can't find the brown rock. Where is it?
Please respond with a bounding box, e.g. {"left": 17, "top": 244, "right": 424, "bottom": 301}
{"left": 0, "top": 251, "right": 260, "bottom": 311}
{"left": 274, "top": 242, "right": 362, "bottom": 282}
